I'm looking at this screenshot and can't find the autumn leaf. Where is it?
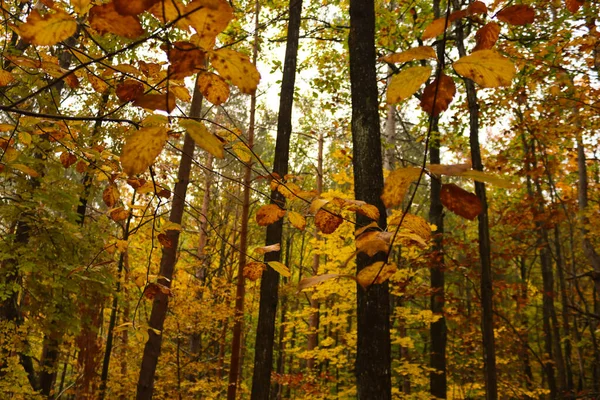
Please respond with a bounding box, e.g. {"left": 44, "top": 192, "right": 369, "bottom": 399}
{"left": 420, "top": 73, "right": 456, "bottom": 116}
{"left": 315, "top": 209, "right": 343, "bottom": 234}
{"left": 453, "top": 50, "right": 515, "bottom": 88}
{"left": 209, "top": 49, "right": 261, "bottom": 95}
{"left": 185, "top": 0, "right": 233, "bottom": 48}
{"left": 148, "top": 0, "right": 189, "bottom": 29}
{"left": 309, "top": 198, "right": 330, "bottom": 214}
{"left": 422, "top": 10, "right": 467, "bottom": 40}
{"left": 179, "top": 119, "right": 224, "bottom": 159}
{"left": 473, "top": 22, "right": 500, "bottom": 52}
{"left": 232, "top": 141, "right": 252, "bottom": 163}
{"left": 120, "top": 126, "right": 169, "bottom": 176}
{"left": 496, "top": 5, "right": 535, "bottom": 26}
{"left": 170, "top": 85, "right": 191, "bottom": 102}
{"left": 356, "top": 231, "right": 390, "bottom": 257}
{"left": 197, "top": 72, "right": 230, "bottom": 105}
{"left": 427, "top": 163, "right": 471, "bottom": 176}
{"left": 87, "top": 72, "right": 109, "bottom": 93}
{"left": 388, "top": 213, "right": 432, "bottom": 242}
{"left": 11, "top": 163, "right": 39, "bottom": 177}
{"left": 133, "top": 93, "right": 176, "bottom": 113}
{"left": 102, "top": 184, "right": 120, "bottom": 207}
{"left": 243, "top": 262, "right": 266, "bottom": 281}
{"left": 116, "top": 80, "right": 145, "bottom": 102}
{"left": 379, "top": 46, "right": 437, "bottom": 64}
{"left": 114, "top": 0, "right": 159, "bottom": 16}
{"left": 381, "top": 167, "right": 422, "bottom": 208}
{"left": 565, "top": 0, "right": 584, "bottom": 13}
{"left": 287, "top": 211, "right": 306, "bottom": 231}
{"left": 356, "top": 204, "right": 380, "bottom": 221}
{"left": 298, "top": 273, "right": 343, "bottom": 291}
{"left": 89, "top": 2, "right": 144, "bottom": 39}
{"left": 268, "top": 261, "right": 291, "bottom": 277}
{"left": 72, "top": 0, "right": 92, "bottom": 15}
{"left": 458, "top": 169, "right": 518, "bottom": 189}
{"left": 0, "top": 70, "right": 15, "bottom": 86}
{"left": 60, "top": 151, "right": 77, "bottom": 168}
{"left": 466, "top": 1, "right": 487, "bottom": 15}
{"left": 110, "top": 207, "right": 130, "bottom": 222}
{"left": 19, "top": 10, "right": 77, "bottom": 46}
{"left": 256, "top": 204, "right": 286, "bottom": 226}
{"left": 254, "top": 243, "right": 280, "bottom": 255}
{"left": 166, "top": 41, "right": 205, "bottom": 79}
{"left": 440, "top": 183, "right": 482, "bottom": 220}
{"left": 357, "top": 262, "right": 397, "bottom": 288}
{"left": 387, "top": 66, "right": 431, "bottom": 104}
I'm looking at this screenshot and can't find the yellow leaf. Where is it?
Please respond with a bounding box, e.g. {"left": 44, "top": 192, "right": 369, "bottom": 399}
{"left": 381, "top": 167, "right": 422, "bottom": 208}
{"left": 387, "top": 66, "right": 432, "bottom": 104}
{"left": 458, "top": 169, "right": 518, "bottom": 189}
{"left": 87, "top": 72, "right": 109, "bottom": 93}
{"left": 254, "top": 243, "right": 280, "bottom": 255}
{"left": 148, "top": 0, "right": 188, "bottom": 30}
{"left": 422, "top": 10, "right": 467, "bottom": 40}
{"left": 10, "top": 163, "right": 39, "bottom": 177}
{"left": 309, "top": 198, "right": 330, "bottom": 214}
{"left": 179, "top": 119, "right": 224, "bottom": 159}
{"left": 120, "top": 126, "right": 168, "bottom": 176}
{"left": 2, "top": 147, "right": 19, "bottom": 163}
{"left": 388, "top": 213, "right": 432, "bottom": 243}
{"left": 428, "top": 163, "right": 471, "bottom": 176}
{"left": 19, "top": 10, "right": 77, "bottom": 46}
{"left": 268, "top": 261, "right": 291, "bottom": 277}
{"left": 185, "top": 0, "right": 233, "bottom": 49}
{"left": 357, "top": 262, "right": 397, "bottom": 288}
{"left": 210, "top": 49, "right": 260, "bottom": 94}
{"left": 379, "top": 46, "right": 437, "bottom": 64}
{"left": 356, "top": 231, "right": 390, "bottom": 257}
{"left": 453, "top": 50, "right": 515, "bottom": 88}
{"left": 170, "top": 85, "right": 191, "bottom": 102}
{"left": 197, "top": 72, "right": 230, "bottom": 105}
{"left": 0, "top": 70, "right": 15, "bottom": 86}
{"left": 256, "top": 204, "right": 286, "bottom": 226}
{"left": 71, "top": 0, "right": 92, "bottom": 15}
{"left": 89, "top": 2, "right": 144, "bottom": 39}
{"left": 287, "top": 211, "right": 306, "bottom": 231}
{"left": 116, "top": 240, "right": 128, "bottom": 253}
{"left": 102, "top": 184, "right": 120, "bottom": 207}
{"left": 232, "top": 141, "right": 252, "bottom": 163}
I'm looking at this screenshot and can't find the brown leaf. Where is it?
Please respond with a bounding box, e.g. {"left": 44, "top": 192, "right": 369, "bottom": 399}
{"left": 420, "top": 73, "right": 456, "bottom": 116}
{"left": 496, "top": 5, "right": 535, "bottom": 26}
{"left": 157, "top": 233, "right": 172, "bottom": 248}
{"left": 114, "top": 0, "right": 159, "bottom": 16}
{"left": 110, "top": 207, "right": 130, "bottom": 222}
{"left": 473, "top": 22, "right": 501, "bottom": 51}
{"left": 116, "top": 80, "right": 145, "bottom": 102}
{"left": 243, "top": 262, "right": 266, "bottom": 281}
{"left": 102, "top": 184, "right": 120, "bottom": 207}
{"left": 254, "top": 243, "right": 281, "bottom": 255}
{"left": 565, "top": 0, "right": 584, "bottom": 13}
{"left": 256, "top": 204, "right": 286, "bottom": 226}
{"left": 59, "top": 151, "right": 77, "bottom": 168}
{"left": 156, "top": 188, "right": 171, "bottom": 198}
{"left": 75, "top": 160, "right": 87, "bottom": 173}
{"left": 466, "top": 1, "right": 487, "bottom": 15}
{"left": 143, "top": 282, "right": 172, "bottom": 299}
{"left": 127, "top": 177, "right": 146, "bottom": 189}
{"left": 89, "top": 2, "right": 144, "bottom": 38}
{"left": 440, "top": 183, "right": 482, "bottom": 220}
{"left": 133, "top": 93, "right": 176, "bottom": 113}
{"left": 166, "top": 41, "right": 206, "bottom": 79}
{"left": 315, "top": 209, "right": 343, "bottom": 234}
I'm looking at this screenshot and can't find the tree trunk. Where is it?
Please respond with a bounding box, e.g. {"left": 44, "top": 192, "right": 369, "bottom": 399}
{"left": 250, "top": 0, "right": 302, "bottom": 397}
{"left": 227, "top": 2, "right": 259, "bottom": 396}
{"left": 453, "top": 7, "right": 497, "bottom": 397}
{"left": 349, "top": 0, "right": 391, "bottom": 397}
{"left": 136, "top": 75, "right": 202, "bottom": 400}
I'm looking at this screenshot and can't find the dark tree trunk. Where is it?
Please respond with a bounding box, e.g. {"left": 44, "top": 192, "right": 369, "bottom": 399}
{"left": 250, "top": 0, "right": 302, "bottom": 397}
{"left": 349, "top": 0, "right": 391, "bottom": 397}
{"left": 136, "top": 77, "right": 202, "bottom": 400}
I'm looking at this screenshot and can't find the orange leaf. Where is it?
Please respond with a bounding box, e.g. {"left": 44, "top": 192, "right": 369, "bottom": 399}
{"left": 379, "top": 46, "right": 437, "bottom": 64}
{"left": 473, "top": 22, "right": 500, "bottom": 51}
{"left": 110, "top": 207, "right": 130, "bottom": 222}
{"left": 256, "top": 204, "right": 286, "bottom": 226}
{"left": 89, "top": 2, "right": 144, "bottom": 39}
{"left": 565, "top": 0, "right": 584, "bottom": 13}
{"left": 185, "top": 0, "right": 233, "bottom": 49}
{"left": 133, "top": 93, "right": 176, "bottom": 113}
{"left": 0, "top": 70, "right": 15, "bottom": 86}
{"left": 427, "top": 163, "right": 471, "bottom": 176}
{"left": 496, "top": 5, "right": 535, "bottom": 26}
{"left": 356, "top": 231, "right": 390, "bottom": 257}
{"left": 420, "top": 73, "right": 456, "bottom": 116}
{"left": 19, "top": 9, "right": 77, "bottom": 46}
{"left": 422, "top": 10, "right": 467, "bottom": 40}
{"left": 103, "top": 184, "right": 120, "bottom": 207}
{"left": 197, "top": 71, "right": 230, "bottom": 105}
{"left": 114, "top": 0, "right": 159, "bottom": 16}
{"left": 116, "top": 80, "right": 145, "bottom": 102}
{"left": 357, "top": 262, "right": 397, "bottom": 288}
{"left": 440, "top": 183, "right": 482, "bottom": 220}
{"left": 59, "top": 151, "right": 77, "bottom": 168}
{"left": 166, "top": 41, "right": 205, "bottom": 79}
{"left": 315, "top": 209, "right": 343, "bottom": 234}
{"left": 148, "top": 0, "right": 188, "bottom": 29}
{"left": 243, "top": 262, "right": 266, "bottom": 281}
{"left": 466, "top": 1, "right": 487, "bottom": 15}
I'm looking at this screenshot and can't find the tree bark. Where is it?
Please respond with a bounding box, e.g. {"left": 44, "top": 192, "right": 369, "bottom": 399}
{"left": 349, "top": 0, "right": 391, "bottom": 397}
{"left": 136, "top": 75, "right": 202, "bottom": 400}
{"left": 250, "top": 0, "right": 302, "bottom": 397}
